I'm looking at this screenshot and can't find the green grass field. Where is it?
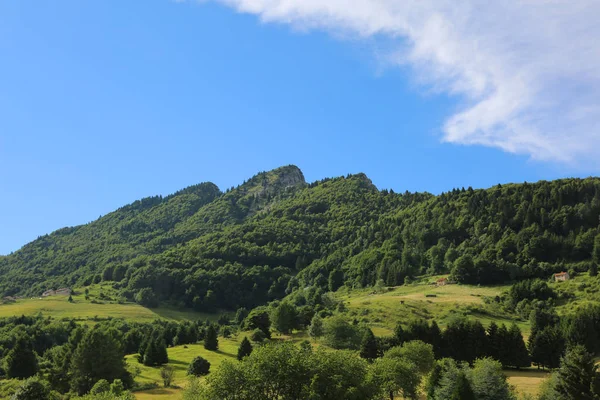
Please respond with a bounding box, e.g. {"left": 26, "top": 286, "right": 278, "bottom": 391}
{"left": 0, "top": 284, "right": 214, "bottom": 323}
{"left": 336, "top": 278, "right": 531, "bottom": 335}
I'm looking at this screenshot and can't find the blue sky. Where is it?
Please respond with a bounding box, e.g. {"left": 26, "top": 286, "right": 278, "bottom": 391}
{"left": 0, "top": 0, "right": 597, "bottom": 255}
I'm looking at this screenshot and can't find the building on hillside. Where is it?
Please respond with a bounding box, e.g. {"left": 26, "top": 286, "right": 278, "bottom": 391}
{"left": 41, "top": 288, "right": 72, "bottom": 297}
{"left": 436, "top": 277, "right": 448, "bottom": 287}
{"left": 554, "top": 272, "right": 569, "bottom": 282}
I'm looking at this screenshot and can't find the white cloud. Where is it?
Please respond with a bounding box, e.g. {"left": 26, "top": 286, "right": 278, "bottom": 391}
{"left": 202, "top": 0, "right": 600, "bottom": 166}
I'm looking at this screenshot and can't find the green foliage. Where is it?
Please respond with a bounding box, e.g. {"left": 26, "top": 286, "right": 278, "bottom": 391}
{"left": 237, "top": 337, "right": 253, "bottom": 360}
{"left": 271, "top": 302, "right": 298, "bottom": 334}
{"left": 554, "top": 345, "right": 600, "bottom": 400}
{"left": 370, "top": 356, "right": 420, "bottom": 400}
{"left": 250, "top": 329, "right": 266, "bottom": 343}
{"left": 323, "top": 315, "right": 362, "bottom": 350}
{"left": 134, "top": 288, "right": 158, "bottom": 308}
{"left": 359, "top": 328, "right": 378, "bottom": 361}
{"left": 4, "top": 335, "right": 39, "bottom": 379}
{"left": 189, "top": 342, "right": 377, "bottom": 400}
{"left": 203, "top": 325, "right": 218, "bottom": 351}
{"left": 70, "top": 329, "right": 132, "bottom": 395}
{"left": 90, "top": 379, "right": 110, "bottom": 394}
{"left": 10, "top": 377, "right": 50, "bottom": 400}
{"left": 308, "top": 313, "right": 324, "bottom": 340}
{"left": 468, "top": 358, "right": 516, "bottom": 400}
{"left": 429, "top": 358, "right": 516, "bottom": 400}
{"left": 159, "top": 365, "right": 174, "bottom": 388}
{"left": 392, "top": 340, "right": 435, "bottom": 375}
{"left": 188, "top": 356, "right": 211, "bottom": 376}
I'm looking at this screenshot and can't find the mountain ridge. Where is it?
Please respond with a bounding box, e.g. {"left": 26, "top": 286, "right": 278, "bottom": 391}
{"left": 1, "top": 166, "right": 599, "bottom": 314}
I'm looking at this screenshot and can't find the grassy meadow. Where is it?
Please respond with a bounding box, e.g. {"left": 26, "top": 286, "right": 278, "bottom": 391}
{"left": 0, "top": 284, "right": 213, "bottom": 323}
{"left": 336, "top": 277, "right": 531, "bottom": 335}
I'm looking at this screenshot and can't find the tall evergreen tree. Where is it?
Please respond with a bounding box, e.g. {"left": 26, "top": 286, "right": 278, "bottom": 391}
{"left": 359, "top": 328, "right": 378, "bottom": 361}
{"left": 237, "top": 337, "right": 253, "bottom": 360}
{"left": 507, "top": 324, "right": 530, "bottom": 369}
{"left": 4, "top": 335, "right": 38, "bottom": 379}
{"left": 529, "top": 326, "right": 564, "bottom": 370}
{"left": 204, "top": 324, "right": 218, "bottom": 351}
{"left": 555, "top": 345, "right": 600, "bottom": 400}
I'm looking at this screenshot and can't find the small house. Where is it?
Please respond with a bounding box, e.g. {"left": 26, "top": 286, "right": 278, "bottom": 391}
{"left": 554, "top": 272, "right": 569, "bottom": 282}
{"left": 436, "top": 277, "right": 448, "bottom": 287}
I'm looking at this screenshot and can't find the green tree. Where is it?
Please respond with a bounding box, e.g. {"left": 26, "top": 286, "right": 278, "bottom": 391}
{"left": 359, "top": 328, "right": 378, "bottom": 361}
{"left": 134, "top": 288, "right": 158, "bottom": 308}
{"left": 308, "top": 314, "right": 324, "bottom": 340}
{"left": 271, "top": 302, "right": 297, "bottom": 334}
{"left": 469, "top": 358, "right": 516, "bottom": 400}
{"left": 188, "top": 356, "right": 211, "bottom": 376}
{"left": 507, "top": 324, "right": 530, "bottom": 369}
{"left": 593, "top": 234, "right": 600, "bottom": 266}
{"left": 160, "top": 365, "right": 174, "bottom": 388}
{"left": 237, "top": 337, "right": 253, "bottom": 360}
{"left": 4, "top": 335, "right": 39, "bottom": 379}
{"left": 10, "top": 377, "right": 50, "bottom": 400}
{"left": 529, "top": 326, "right": 564, "bottom": 370}
{"left": 323, "top": 315, "right": 361, "bottom": 349}
{"left": 243, "top": 308, "right": 271, "bottom": 338}
{"left": 90, "top": 379, "right": 110, "bottom": 394}
{"left": 204, "top": 325, "right": 218, "bottom": 351}
{"left": 555, "top": 345, "right": 600, "bottom": 400}
{"left": 70, "top": 329, "right": 132, "bottom": 395}
{"left": 391, "top": 340, "right": 434, "bottom": 376}
{"left": 371, "top": 357, "right": 420, "bottom": 400}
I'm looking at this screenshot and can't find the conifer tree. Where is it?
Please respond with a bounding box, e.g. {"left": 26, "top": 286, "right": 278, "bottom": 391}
{"left": 359, "top": 328, "right": 378, "bottom": 361}
{"left": 237, "top": 337, "right": 253, "bottom": 360}
{"left": 5, "top": 335, "right": 38, "bottom": 379}
{"left": 204, "top": 324, "right": 218, "bottom": 351}
{"left": 555, "top": 345, "right": 600, "bottom": 400}
{"left": 508, "top": 324, "right": 530, "bottom": 369}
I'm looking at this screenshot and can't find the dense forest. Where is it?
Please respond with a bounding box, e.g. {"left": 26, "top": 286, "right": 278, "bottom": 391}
{"left": 1, "top": 165, "right": 600, "bottom": 312}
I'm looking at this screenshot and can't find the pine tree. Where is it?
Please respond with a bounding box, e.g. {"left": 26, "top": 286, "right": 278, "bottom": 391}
{"left": 487, "top": 322, "right": 500, "bottom": 361}
{"left": 555, "top": 345, "right": 600, "bottom": 400}
{"left": 451, "top": 371, "right": 476, "bottom": 400}
{"left": 5, "top": 335, "right": 38, "bottom": 379}
{"left": 496, "top": 324, "right": 511, "bottom": 367}
{"left": 359, "top": 328, "right": 378, "bottom": 361}
{"left": 508, "top": 324, "right": 530, "bottom": 369}
{"left": 204, "top": 324, "right": 218, "bottom": 351}
{"left": 529, "top": 326, "right": 564, "bottom": 370}
{"left": 237, "top": 337, "right": 253, "bottom": 360}
{"left": 429, "top": 320, "right": 443, "bottom": 358}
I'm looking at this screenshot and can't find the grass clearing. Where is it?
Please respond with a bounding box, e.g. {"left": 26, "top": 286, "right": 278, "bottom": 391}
{"left": 506, "top": 369, "right": 550, "bottom": 397}
{"left": 336, "top": 280, "right": 531, "bottom": 335}
{"left": 0, "top": 284, "right": 213, "bottom": 323}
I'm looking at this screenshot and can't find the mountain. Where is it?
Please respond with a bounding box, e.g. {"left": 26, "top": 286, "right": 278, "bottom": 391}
{"left": 1, "top": 166, "right": 599, "bottom": 312}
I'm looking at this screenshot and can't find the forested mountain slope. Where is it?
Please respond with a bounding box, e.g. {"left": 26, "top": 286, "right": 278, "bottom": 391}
{"left": 1, "top": 165, "right": 599, "bottom": 313}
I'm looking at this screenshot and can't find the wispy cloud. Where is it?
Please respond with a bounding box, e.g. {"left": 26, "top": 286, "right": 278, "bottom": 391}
{"left": 196, "top": 0, "right": 600, "bottom": 167}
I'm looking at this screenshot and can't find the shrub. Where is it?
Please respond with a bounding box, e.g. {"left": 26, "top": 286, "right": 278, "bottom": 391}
{"left": 187, "top": 356, "right": 211, "bottom": 377}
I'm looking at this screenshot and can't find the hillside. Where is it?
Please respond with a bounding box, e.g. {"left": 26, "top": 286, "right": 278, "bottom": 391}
{"left": 1, "top": 166, "right": 599, "bottom": 314}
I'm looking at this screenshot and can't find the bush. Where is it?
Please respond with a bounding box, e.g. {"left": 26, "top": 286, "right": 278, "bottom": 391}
{"left": 10, "top": 377, "right": 50, "bottom": 400}
{"left": 134, "top": 288, "right": 158, "bottom": 308}
{"left": 187, "top": 356, "right": 211, "bottom": 377}
{"left": 250, "top": 329, "right": 266, "bottom": 343}
{"left": 90, "top": 379, "right": 110, "bottom": 394}
{"left": 160, "top": 366, "right": 174, "bottom": 388}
